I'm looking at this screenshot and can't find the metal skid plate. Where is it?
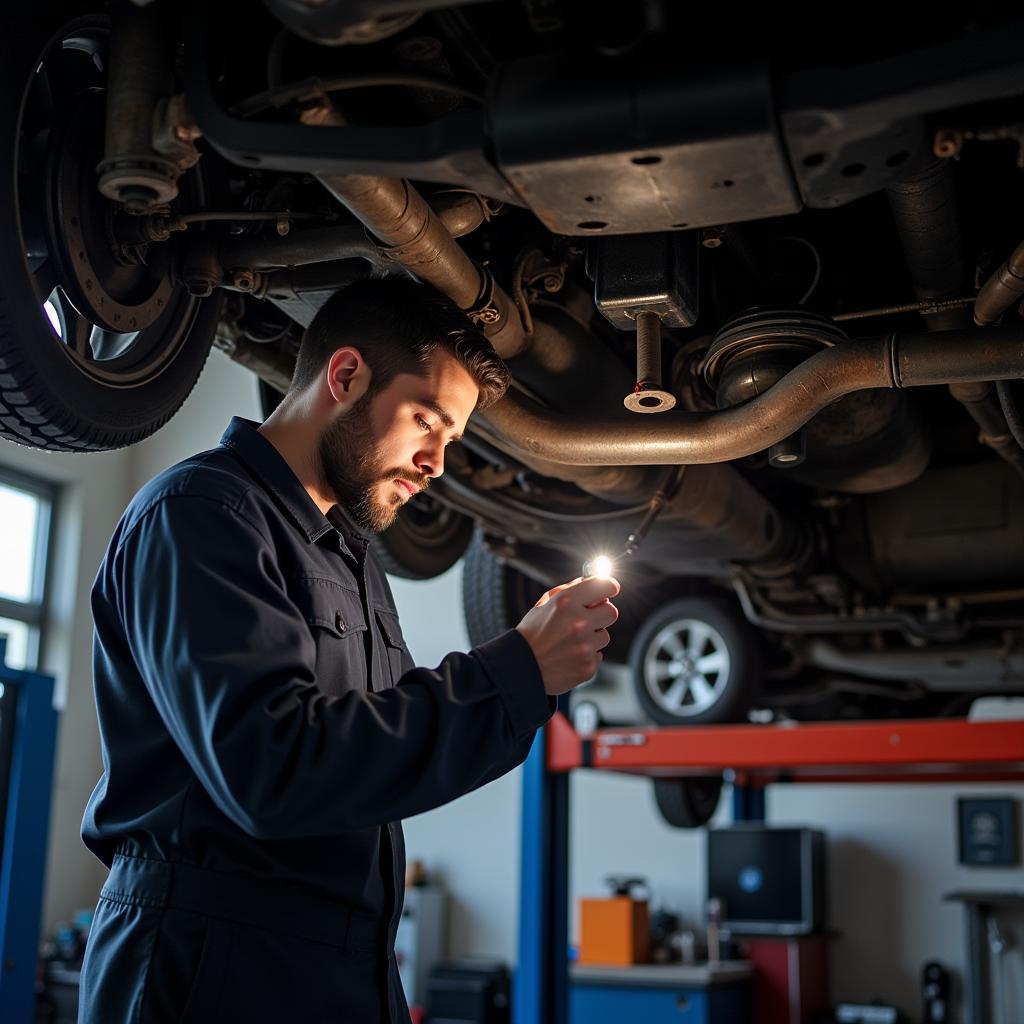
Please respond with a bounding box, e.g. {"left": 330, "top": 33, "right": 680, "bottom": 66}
{"left": 781, "top": 21, "right": 1024, "bottom": 208}
{"left": 491, "top": 55, "right": 800, "bottom": 236}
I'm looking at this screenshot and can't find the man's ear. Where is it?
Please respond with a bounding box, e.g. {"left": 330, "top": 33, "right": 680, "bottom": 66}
{"left": 326, "top": 347, "right": 370, "bottom": 404}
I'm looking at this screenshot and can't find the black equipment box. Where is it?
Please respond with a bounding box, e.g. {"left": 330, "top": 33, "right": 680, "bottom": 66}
{"left": 425, "top": 959, "right": 510, "bottom": 1024}
{"left": 707, "top": 825, "right": 827, "bottom": 935}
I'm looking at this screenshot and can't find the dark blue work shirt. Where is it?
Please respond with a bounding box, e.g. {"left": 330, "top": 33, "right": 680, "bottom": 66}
{"left": 81, "top": 417, "right": 550, "bottom": 1021}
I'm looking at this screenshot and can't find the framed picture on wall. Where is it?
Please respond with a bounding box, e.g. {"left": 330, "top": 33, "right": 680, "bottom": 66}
{"left": 957, "top": 797, "right": 1020, "bottom": 867}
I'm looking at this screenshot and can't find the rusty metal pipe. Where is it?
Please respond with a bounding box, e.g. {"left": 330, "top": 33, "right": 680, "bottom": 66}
{"left": 888, "top": 161, "right": 1024, "bottom": 479}
{"left": 221, "top": 226, "right": 386, "bottom": 272}
{"left": 480, "top": 329, "right": 1024, "bottom": 466}
{"left": 219, "top": 192, "right": 489, "bottom": 272}
{"left": 316, "top": 173, "right": 529, "bottom": 357}
{"left": 886, "top": 160, "right": 969, "bottom": 331}
{"left": 974, "top": 239, "right": 1024, "bottom": 326}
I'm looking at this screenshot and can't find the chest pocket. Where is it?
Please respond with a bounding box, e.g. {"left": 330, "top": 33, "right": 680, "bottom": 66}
{"left": 293, "top": 577, "right": 368, "bottom": 696}
{"left": 374, "top": 607, "right": 409, "bottom": 686}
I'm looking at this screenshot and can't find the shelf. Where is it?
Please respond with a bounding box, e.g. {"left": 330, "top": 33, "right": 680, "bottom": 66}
{"left": 546, "top": 712, "right": 1024, "bottom": 784}
{"left": 570, "top": 962, "right": 754, "bottom": 987}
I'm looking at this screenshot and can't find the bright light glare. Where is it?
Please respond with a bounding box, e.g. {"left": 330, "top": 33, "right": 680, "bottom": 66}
{"left": 0, "top": 486, "right": 39, "bottom": 602}
{"left": 43, "top": 299, "right": 62, "bottom": 337}
{"left": 588, "top": 554, "right": 613, "bottom": 579}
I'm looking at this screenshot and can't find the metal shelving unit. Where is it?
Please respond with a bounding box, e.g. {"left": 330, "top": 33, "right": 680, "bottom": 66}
{"left": 514, "top": 711, "right": 1024, "bottom": 1024}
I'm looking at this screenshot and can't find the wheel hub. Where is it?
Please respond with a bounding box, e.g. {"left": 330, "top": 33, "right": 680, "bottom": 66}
{"left": 668, "top": 657, "right": 696, "bottom": 677}
{"left": 644, "top": 617, "right": 731, "bottom": 717}
{"left": 49, "top": 91, "right": 173, "bottom": 334}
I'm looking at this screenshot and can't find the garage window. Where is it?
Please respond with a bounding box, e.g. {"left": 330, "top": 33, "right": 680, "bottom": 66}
{"left": 0, "top": 469, "right": 56, "bottom": 672}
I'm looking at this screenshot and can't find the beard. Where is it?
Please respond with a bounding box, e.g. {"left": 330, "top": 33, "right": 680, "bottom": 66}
{"left": 317, "top": 390, "right": 428, "bottom": 533}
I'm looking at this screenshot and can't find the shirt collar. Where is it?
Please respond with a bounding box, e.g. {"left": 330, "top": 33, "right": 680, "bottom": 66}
{"left": 327, "top": 503, "right": 373, "bottom": 557}
{"left": 219, "top": 417, "right": 340, "bottom": 545}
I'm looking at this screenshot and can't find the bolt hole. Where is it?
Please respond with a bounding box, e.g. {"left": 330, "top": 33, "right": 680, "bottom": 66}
{"left": 841, "top": 162, "right": 866, "bottom": 177}
{"left": 584, "top": 195, "right": 597, "bottom": 203}
{"left": 638, "top": 395, "right": 662, "bottom": 408}
{"left": 576, "top": 221, "right": 608, "bottom": 231}
{"left": 802, "top": 152, "right": 826, "bottom": 168}
{"left": 631, "top": 154, "right": 662, "bottom": 165}
{"left": 672, "top": 223, "right": 689, "bottom": 229}
{"left": 720, "top": 179, "right": 735, "bottom": 188}
{"left": 885, "top": 150, "right": 909, "bottom": 168}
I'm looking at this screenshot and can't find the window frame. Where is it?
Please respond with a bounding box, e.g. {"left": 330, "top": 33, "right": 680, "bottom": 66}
{"left": 0, "top": 465, "right": 58, "bottom": 671}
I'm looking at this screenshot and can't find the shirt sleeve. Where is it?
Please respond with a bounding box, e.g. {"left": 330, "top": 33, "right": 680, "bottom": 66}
{"left": 107, "top": 493, "right": 553, "bottom": 840}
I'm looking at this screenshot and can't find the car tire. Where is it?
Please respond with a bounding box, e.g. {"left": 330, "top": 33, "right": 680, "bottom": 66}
{"left": 652, "top": 776, "right": 723, "bottom": 829}
{"left": 1, "top": 5, "right": 219, "bottom": 451}
{"left": 373, "top": 494, "right": 475, "bottom": 581}
{"left": 629, "top": 596, "right": 760, "bottom": 726}
{"left": 461, "top": 530, "right": 545, "bottom": 647}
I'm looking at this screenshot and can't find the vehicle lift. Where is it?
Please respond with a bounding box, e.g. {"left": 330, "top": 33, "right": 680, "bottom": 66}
{"left": 515, "top": 708, "right": 1024, "bottom": 1024}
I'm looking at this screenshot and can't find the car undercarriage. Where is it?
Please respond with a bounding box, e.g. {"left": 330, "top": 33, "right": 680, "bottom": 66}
{"left": 4, "top": 1, "right": 1024, "bottom": 738}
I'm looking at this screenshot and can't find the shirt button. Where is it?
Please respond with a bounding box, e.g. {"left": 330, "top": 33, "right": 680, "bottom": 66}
{"left": 335, "top": 612, "right": 347, "bottom": 633}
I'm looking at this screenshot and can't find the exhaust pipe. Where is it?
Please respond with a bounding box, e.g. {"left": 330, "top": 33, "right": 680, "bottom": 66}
{"left": 888, "top": 160, "right": 1024, "bottom": 479}
{"left": 482, "top": 328, "right": 1024, "bottom": 465}
{"left": 313, "top": 168, "right": 1023, "bottom": 470}
{"left": 316, "top": 173, "right": 530, "bottom": 358}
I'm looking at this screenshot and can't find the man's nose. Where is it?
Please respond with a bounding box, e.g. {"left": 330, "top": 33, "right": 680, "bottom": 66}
{"left": 414, "top": 443, "right": 445, "bottom": 479}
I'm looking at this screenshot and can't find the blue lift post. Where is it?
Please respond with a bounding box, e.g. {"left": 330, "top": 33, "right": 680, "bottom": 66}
{"left": 515, "top": 729, "right": 570, "bottom": 1024}
{"left": 0, "top": 637, "right": 60, "bottom": 1023}
{"left": 731, "top": 778, "right": 766, "bottom": 823}
{"left": 515, "top": 721, "right": 766, "bottom": 1024}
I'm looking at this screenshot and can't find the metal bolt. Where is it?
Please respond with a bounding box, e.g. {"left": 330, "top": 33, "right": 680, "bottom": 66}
{"left": 933, "top": 128, "right": 963, "bottom": 159}
{"left": 623, "top": 313, "right": 677, "bottom": 414}
{"left": 636, "top": 312, "right": 660, "bottom": 384}
{"left": 232, "top": 269, "right": 256, "bottom": 292}
{"left": 702, "top": 227, "right": 724, "bottom": 249}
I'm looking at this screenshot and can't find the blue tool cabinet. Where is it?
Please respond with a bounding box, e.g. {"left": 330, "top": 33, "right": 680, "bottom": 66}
{"left": 0, "top": 638, "right": 60, "bottom": 1023}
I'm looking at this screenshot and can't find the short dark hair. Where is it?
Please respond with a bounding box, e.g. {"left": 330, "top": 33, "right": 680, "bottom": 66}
{"left": 291, "top": 277, "right": 510, "bottom": 409}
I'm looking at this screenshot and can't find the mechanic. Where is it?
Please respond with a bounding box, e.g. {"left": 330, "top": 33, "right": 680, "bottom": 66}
{"left": 78, "top": 277, "right": 619, "bottom": 1024}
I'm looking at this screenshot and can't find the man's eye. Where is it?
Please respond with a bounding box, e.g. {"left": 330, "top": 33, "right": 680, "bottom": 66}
{"left": 416, "top": 415, "right": 431, "bottom": 432}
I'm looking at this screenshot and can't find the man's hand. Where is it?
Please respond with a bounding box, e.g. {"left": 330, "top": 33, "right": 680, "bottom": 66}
{"left": 516, "top": 576, "right": 620, "bottom": 696}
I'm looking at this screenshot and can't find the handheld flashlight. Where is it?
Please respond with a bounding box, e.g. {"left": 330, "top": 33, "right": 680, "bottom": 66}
{"left": 582, "top": 554, "right": 614, "bottom": 579}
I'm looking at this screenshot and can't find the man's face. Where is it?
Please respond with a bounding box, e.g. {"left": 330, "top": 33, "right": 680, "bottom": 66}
{"left": 318, "top": 350, "right": 479, "bottom": 532}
